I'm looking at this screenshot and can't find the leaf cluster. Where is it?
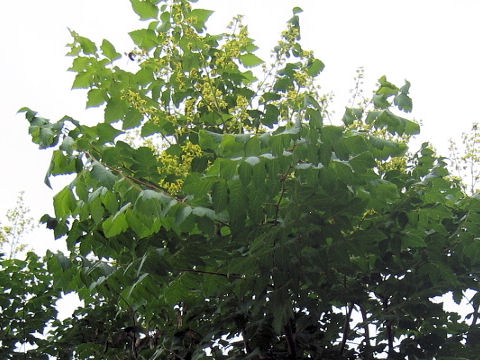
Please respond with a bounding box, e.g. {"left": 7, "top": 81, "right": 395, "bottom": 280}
{"left": 15, "top": 0, "right": 480, "bottom": 359}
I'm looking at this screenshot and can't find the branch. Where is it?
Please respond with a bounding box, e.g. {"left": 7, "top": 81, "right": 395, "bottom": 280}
{"left": 86, "top": 150, "right": 164, "bottom": 192}
{"left": 273, "top": 165, "right": 293, "bottom": 224}
{"left": 177, "top": 268, "right": 243, "bottom": 279}
{"left": 360, "top": 305, "right": 373, "bottom": 359}
{"left": 242, "top": 328, "right": 252, "bottom": 354}
{"left": 382, "top": 298, "right": 395, "bottom": 356}
{"left": 471, "top": 303, "right": 480, "bottom": 328}
{"left": 339, "top": 303, "right": 354, "bottom": 355}
{"left": 284, "top": 319, "right": 297, "bottom": 359}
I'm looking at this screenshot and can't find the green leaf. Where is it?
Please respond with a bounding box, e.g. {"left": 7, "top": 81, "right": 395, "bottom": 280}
{"left": 292, "top": 6, "right": 303, "bottom": 14}
{"left": 141, "top": 119, "right": 163, "bottom": 136}
{"left": 53, "top": 187, "right": 76, "bottom": 218}
{"left": 401, "top": 231, "right": 427, "bottom": 249}
{"left": 175, "top": 205, "right": 192, "bottom": 228}
{"left": 105, "top": 97, "right": 128, "bottom": 123}
{"left": 100, "top": 39, "right": 121, "bottom": 60}
{"left": 376, "top": 75, "right": 398, "bottom": 96}
{"left": 47, "top": 150, "right": 77, "bottom": 176}
{"left": 394, "top": 93, "right": 413, "bottom": 112}
{"left": 373, "top": 94, "right": 390, "bottom": 109}
{"left": 131, "top": 0, "right": 159, "bottom": 20}
{"left": 72, "top": 71, "right": 92, "bottom": 89}
{"left": 188, "top": 9, "right": 214, "bottom": 32}
{"left": 91, "top": 163, "right": 117, "bottom": 189}
{"left": 237, "top": 162, "right": 252, "bottom": 187}
{"left": 102, "top": 205, "right": 130, "bottom": 237}
{"left": 228, "top": 179, "right": 247, "bottom": 231}
{"left": 90, "top": 197, "right": 105, "bottom": 223}
{"left": 245, "top": 137, "right": 261, "bottom": 156}
{"left": 123, "top": 109, "right": 143, "bottom": 129}
{"left": 135, "top": 189, "right": 171, "bottom": 217}
{"left": 192, "top": 206, "right": 216, "bottom": 219}
{"left": 129, "top": 29, "right": 158, "bottom": 50}
{"left": 96, "top": 123, "right": 123, "bottom": 143}
{"left": 264, "top": 104, "right": 280, "bottom": 127}
{"left": 342, "top": 108, "right": 362, "bottom": 126}
{"left": 212, "top": 180, "right": 228, "bottom": 212}
{"left": 306, "top": 58, "right": 325, "bottom": 77}
{"left": 139, "top": 248, "right": 170, "bottom": 277}
{"left": 126, "top": 209, "right": 159, "bottom": 238}
{"left": 239, "top": 53, "right": 264, "bottom": 68}
{"left": 71, "top": 32, "right": 97, "bottom": 55}
{"left": 86, "top": 88, "right": 107, "bottom": 108}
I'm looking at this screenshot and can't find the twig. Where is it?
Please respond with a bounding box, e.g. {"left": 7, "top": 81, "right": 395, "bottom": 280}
{"left": 284, "top": 319, "right": 297, "bottom": 359}
{"left": 274, "top": 165, "right": 293, "bottom": 224}
{"left": 382, "top": 298, "right": 395, "bottom": 356}
{"left": 360, "top": 305, "right": 373, "bottom": 359}
{"left": 178, "top": 268, "right": 243, "bottom": 279}
{"left": 339, "top": 303, "right": 354, "bottom": 355}
{"left": 471, "top": 303, "right": 480, "bottom": 328}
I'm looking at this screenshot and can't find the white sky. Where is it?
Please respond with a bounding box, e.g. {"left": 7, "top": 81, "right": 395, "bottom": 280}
{"left": 1, "top": 0, "right": 480, "bottom": 254}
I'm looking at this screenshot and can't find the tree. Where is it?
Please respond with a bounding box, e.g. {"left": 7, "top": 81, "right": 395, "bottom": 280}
{"left": 0, "top": 194, "right": 60, "bottom": 359}
{"left": 449, "top": 122, "right": 480, "bottom": 195}
{"left": 0, "top": 192, "right": 35, "bottom": 259}
{"left": 0, "top": 252, "right": 60, "bottom": 359}
{"left": 18, "top": 0, "right": 480, "bottom": 358}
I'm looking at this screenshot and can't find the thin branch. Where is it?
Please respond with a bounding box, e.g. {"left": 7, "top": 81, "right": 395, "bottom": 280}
{"left": 471, "top": 303, "right": 480, "bottom": 328}
{"left": 87, "top": 150, "right": 163, "bottom": 192}
{"left": 273, "top": 165, "right": 293, "bottom": 224}
{"left": 177, "top": 268, "right": 243, "bottom": 279}
{"left": 284, "top": 319, "right": 297, "bottom": 359}
{"left": 360, "top": 305, "right": 373, "bottom": 359}
{"left": 382, "top": 298, "right": 395, "bottom": 357}
{"left": 339, "top": 303, "right": 354, "bottom": 355}
{"left": 242, "top": 328, "right": 252, "bottom": 354}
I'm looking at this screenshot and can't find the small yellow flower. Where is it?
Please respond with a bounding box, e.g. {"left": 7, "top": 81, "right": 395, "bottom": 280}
{"left": 157, "top": 141, "right": 203, "bottom": 195}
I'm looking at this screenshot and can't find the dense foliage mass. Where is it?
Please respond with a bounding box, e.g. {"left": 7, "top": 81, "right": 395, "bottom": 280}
{"left": 11, "top": 0, "right": 480, "bottom": 358}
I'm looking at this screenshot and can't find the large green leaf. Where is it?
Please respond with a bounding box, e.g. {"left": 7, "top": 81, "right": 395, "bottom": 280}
{"left": 53, "top": 187, "right": 76, "bottom": 218}
{"left": 102, "top": 204, "right": 130, "bottom": 237}
{"left": 100, "top": 39, "right": 121, "bottom": 61}
{"left": 239, "top": 53, "right": 264, "bottom": 68}
{"left": 90, "top": 163, "right": 117, "bottom": 189}
{"left": 131, "top": 0, "right": 158, "bottom": 20}
{"left": 188, "top": 9, "right": 213, "bottom": 32}
{"left": 134, "top": 189, "right": 171, "bottom": 217}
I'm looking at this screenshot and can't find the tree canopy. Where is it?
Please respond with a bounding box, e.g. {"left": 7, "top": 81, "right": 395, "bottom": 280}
{"left": 12, "top": 0, "right": 480, "bottom": 359}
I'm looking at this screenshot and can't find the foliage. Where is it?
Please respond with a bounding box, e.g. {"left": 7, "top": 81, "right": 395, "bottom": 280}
{"left": 449, "top": 122, "right": 480, "bottom": 195}
{"left": 0, "top": 195, "right": 58, "bottom": 359}
{"left": 18, "top": 0, "right": 480, "bottom": 359}
{"left": 0, "top": 252, "right": 60, "bottom": 359}
{"left": 0, "top": 192, "right": 36, "bottom": 259}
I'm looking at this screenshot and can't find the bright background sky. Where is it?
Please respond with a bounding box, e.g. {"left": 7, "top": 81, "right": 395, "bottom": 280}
{"left": 1, "top": 0, "right": 480, "bottom": 256}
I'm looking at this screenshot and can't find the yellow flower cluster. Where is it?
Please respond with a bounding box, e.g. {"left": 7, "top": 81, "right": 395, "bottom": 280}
{"left": 184, "top": 98, "right": 197, "bottom": 115}
{"left": 286, "top": 89, "right": 305, "bottom": 113}
{"left": 158, "top": 141, "right": 203, "bottom": 195}
{"left": 281, "top": 25, "right": 300, "bottom": 44}
{"left": 377, "top": 156, "right": 407, "bottom": 174}
{"left": 294, "top": 71, "right": 309, "bottom": 87}
{"left": 275, "top": 23, "right": 301, "bottom": 58}
{"left": 216, "top": 23, "right": 249, "bottom": 70}
{"left": 236, "top": 95, "right": 248, "bottom": 108}
{"left": 223, "top": 95, "right": 254, "bottom": 133}
{"left": 120, "top": 89, "right": 147, "bottom": 113}
{"left": 172, "top": 3, "right": 185, "bottom": 23}
{"left": 196, "top": 77, "right": 228, "bottom": 111}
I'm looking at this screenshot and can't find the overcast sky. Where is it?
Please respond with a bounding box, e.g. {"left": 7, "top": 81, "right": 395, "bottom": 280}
{"left": 1, "top": 0, "right": 480, "bottom": 255}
